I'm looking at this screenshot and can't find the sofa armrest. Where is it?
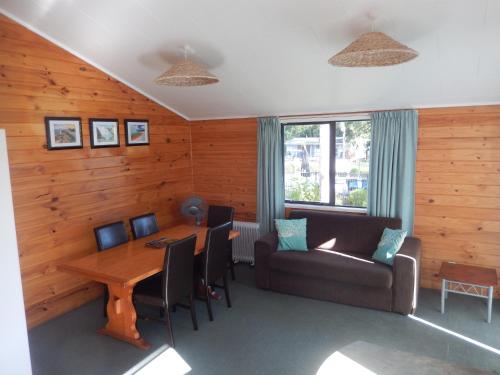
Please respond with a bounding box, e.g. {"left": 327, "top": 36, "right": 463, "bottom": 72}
{"left": 254, "top": 232, "right": 279, "bottom": 289}
{"left": 392, "top": 236, "right": 421, "bottom": 315}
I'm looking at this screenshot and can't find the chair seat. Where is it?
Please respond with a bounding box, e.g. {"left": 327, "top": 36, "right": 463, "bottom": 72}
{"left": 134, "top": 293, "right": 165, "bottom": 307}
{"left": 134, "top": 274, "right": 167, "bottom": 307}
{"left": 269, "top": 249, "right": 393, "bottom": 289}
{"left": 135, "top": 272, "right": 161, "bottom": 291}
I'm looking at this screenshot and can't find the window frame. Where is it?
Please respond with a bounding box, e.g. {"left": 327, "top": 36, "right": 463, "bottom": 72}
{"left": 281, "top": 118, "right": 370, "bottom": 210}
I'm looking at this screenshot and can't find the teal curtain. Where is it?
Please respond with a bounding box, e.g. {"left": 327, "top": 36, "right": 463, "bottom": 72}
{"left": 367, "top": 110, "right": 418, "bottom": 234}
{"left": 257, "top": 117, "right": 285, "bottom": 235}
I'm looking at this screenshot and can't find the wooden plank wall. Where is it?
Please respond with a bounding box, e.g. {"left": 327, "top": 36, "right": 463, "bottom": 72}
{"left": 0, "top": 14, "right": 193, "bottom": 327}
{"left": 190, "top": 119, "right": 257, "bottom": 221}
{"left": 415, "top": 105, "right": 500, "bottom": 297}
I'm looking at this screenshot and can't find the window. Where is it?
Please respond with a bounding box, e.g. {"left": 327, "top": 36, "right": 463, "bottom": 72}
{"left": 283, "top": 119, "right": 371, "bottom": 208}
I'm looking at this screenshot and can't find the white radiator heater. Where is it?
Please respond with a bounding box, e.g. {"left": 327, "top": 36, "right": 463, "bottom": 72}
{"left": 232, "top": 221, "right": 260, "bottom": 265}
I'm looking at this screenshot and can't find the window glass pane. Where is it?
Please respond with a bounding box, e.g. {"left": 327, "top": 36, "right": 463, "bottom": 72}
{"left": 284, "top": 123, "right": 330, "bottom": 203}
{"left": 334, "top": 121, "right": 371, "bottom": 207}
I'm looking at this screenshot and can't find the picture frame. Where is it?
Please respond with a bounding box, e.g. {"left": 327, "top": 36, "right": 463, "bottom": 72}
{"left": 89, "top": 118, "right": 120, "bottom": 148}
{"left": 44, "top": 117, "right": 83, "bottom": 150}
{"left": 124, "top": 119, "right": 150, "bottom": 146}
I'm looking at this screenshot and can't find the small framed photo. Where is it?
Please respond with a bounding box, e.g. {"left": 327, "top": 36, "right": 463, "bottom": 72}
{"left": 125, "top": 119, "right": 149, "bottom": 146}
{"left": 44, "top": 117, "right": 83, "bottom": 150}
{"left": 89, "top": 118, "right": 120, "bottom": 148}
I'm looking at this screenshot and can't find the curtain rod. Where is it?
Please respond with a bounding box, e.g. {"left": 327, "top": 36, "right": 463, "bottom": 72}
{"left": 278, "top": 108, "right": 416, "bottom": 119}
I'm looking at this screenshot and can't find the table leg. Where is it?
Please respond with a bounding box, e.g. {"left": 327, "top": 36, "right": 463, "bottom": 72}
{"left": 441, "top": 279, "right": 446, "bottom": 314}
{"left": 487, "top": 286, "right": 493, "bottom": 324}
{"left": 97, "top": 282, "right": 150, "bottom": 349}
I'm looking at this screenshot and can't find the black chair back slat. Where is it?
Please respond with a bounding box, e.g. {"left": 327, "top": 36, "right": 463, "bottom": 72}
{"left": 162, "top": 234, "right": 197, "bottom": 307}
{"left": 207, "top": 205, "right": 237, "bottom": 281}
{"left": 94, "top": 221, "right": 128, "bottom": 251}
{"left": 130, "top": 213, "right": 159, "bottom": 239}
{"left": 204, "top": 222, "right": 231, "bottom": 283}
{"left": 207, "top": 205, "right": 235, "bottom": 228}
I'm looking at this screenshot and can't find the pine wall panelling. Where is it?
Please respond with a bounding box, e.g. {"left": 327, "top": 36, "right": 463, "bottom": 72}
{"left": 0, "top": 14, "right": 193, "bottom": 327}
{"left": 190, "top": 118, "right": 257, "bottom": 222}
{"left": 414, "top": 105, "right": 500, "bottom": 297}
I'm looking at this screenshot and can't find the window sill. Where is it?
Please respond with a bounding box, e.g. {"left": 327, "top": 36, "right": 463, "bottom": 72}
{"left": 285, "top": 203, "right": 367, "bottom": 214}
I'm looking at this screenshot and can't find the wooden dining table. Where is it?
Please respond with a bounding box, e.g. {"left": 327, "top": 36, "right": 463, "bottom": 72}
{"left": 59, "top": 224, "right": 240, "bottom": 349}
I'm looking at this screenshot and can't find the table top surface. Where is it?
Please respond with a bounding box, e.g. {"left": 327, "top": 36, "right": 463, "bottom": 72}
{"left": 439, "top": 262, "right": 498, "bottom": 287}
{"left": 59, "top": 224, "right": 239, "bottom": 287}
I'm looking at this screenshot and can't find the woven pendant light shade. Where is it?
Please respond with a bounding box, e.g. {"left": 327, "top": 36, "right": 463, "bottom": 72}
{"left": 155, "top": 60, "right": 219, "bottom": 86}
{"left": 328, "top": 32, "right": 418, "bottom": 67}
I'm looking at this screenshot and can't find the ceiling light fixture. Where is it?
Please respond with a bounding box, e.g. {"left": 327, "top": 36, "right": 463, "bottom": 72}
{"left": 328, "top": 31, "right": 418, "bottom": 67}
{"left": 155, "top": 46, "right": 219, "bottom": 86}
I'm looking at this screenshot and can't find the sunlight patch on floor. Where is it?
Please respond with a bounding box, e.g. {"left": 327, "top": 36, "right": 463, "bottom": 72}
{"left": 316, "top": 351, "right": 376, "bottom": 375}
{"left": 123, "top": 345, "right": 191, "bottom": 375}
{"left": 408, "top": 314, "right": 500, "bottom": 356}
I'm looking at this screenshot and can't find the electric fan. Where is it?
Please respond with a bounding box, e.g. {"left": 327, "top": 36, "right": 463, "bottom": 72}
{"left": 180, "top": 196, "right": 208, "bottom": 226}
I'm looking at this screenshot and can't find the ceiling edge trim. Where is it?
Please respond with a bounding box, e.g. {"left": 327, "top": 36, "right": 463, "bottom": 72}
{"left": 0, "top": 8, "right": 191, "bottom": 121}
{"left": 188, "top": 101, "right": 500, "bottom": 121}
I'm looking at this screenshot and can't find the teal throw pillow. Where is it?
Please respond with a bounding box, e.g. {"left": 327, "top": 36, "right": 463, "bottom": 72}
{"left": 372, "top": 228, "right": 407, "bottom": 266}
{"left": 275, "top": 218, "right": 308, "bottom": 251}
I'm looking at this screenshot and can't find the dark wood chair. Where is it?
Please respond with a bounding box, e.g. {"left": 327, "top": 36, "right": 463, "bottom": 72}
{"left": 93, "top": 221, "right": 129, "bottom": 316}
{"left": 203, "top": 222, "right": 232, "bottom": 321}
{"left": 207, "top": 205, "right": 236, "bottom": 281}
{"left": 129, "top": 212, "right": 159, "bottom": 239}
{"left": 133, "top": 234, "right": 198, "bottom": 347}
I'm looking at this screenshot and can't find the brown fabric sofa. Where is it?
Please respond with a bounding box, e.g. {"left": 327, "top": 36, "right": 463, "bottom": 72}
{"left": 255, "top": 210, "right": 421, "bottom": 315}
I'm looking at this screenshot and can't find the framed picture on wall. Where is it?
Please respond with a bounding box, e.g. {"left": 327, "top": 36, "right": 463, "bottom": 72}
{"left": 125, "top": 119, "right": 149, "bottom": 146}
{"left": 44, "top": 117, "right": 83, "bottom": 150}
{"left": 89, "top": 118, "right": 120, "bottom": 148}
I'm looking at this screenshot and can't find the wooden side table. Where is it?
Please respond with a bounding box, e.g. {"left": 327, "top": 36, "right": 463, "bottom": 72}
{"left": 439, "top": 262, "right": 498, "bottom": 323}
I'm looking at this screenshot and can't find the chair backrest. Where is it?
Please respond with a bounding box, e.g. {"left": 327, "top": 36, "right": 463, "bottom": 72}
{"left": 129, "top": 213, "right": 159, "bottom": 239}
{"left": 204, "top": 222, "right": 231, "bottom": 283}
{"left": 94, "top": 221, "right": 128, "bottom": 251}
{"left": 207, "top": 205, "right": 235, "bottom": 229}
{"left": 162, "top": 234, "right": 197, "bottom": 306}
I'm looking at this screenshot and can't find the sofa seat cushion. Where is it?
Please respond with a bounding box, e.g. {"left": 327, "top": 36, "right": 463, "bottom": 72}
{"left": 268, "top": 249, "right": 393, "bottom": 289}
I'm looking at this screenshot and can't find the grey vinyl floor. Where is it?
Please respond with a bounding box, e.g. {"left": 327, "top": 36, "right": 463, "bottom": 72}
{"left": 28, "top": 265, "right": 500, "bottom": 375}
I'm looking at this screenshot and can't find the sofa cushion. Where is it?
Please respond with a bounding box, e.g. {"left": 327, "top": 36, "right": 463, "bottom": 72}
{"left": 275, "top": 218, "right": 308, "bottom": 251}
{"left": 372, "top": 228, "right": 407, "bottom": 265}
{"left": 268, "top": 249, "right": 393, "bottom": 289}
{"left": 288, "top": 210, "right": 401, "bottom": 256}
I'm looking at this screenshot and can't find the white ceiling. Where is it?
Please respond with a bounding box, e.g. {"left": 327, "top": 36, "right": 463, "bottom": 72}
{"left": 1, "top": 0, "right": 499, "bottom": 120}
